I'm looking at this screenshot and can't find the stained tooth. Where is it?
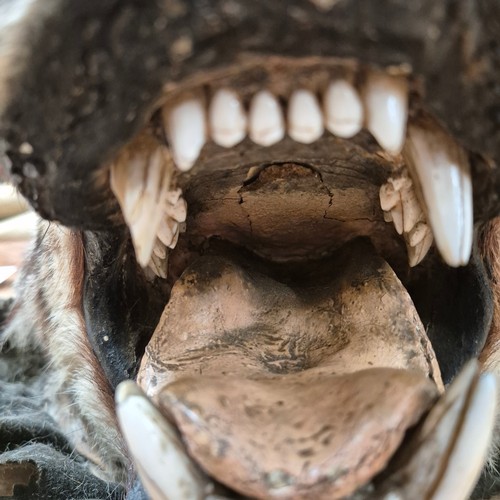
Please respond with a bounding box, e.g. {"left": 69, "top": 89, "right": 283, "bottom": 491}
{"left": 380, "top": 172, "right": 433, "bottom": 266}
{"left": 407, "top": 230, "right": 433, "bottom": 267}
{"left": 390, "top": 201, "right": 404, "bottom": 235}
{"left": 430, "top": 372, "right": 496, "bottom": 500}
{"left": 287, "top": 89, "right": 324, "bottom": 144}
{"left": 164, "top": 97, "right": 207, "bottom": 172}
{"left": 324, "top": 80, "right": 363, "bottom": 138}
{"left": 115, "top": 381, "right": 211, "bottom": 500}
{"left": 209, "top": 88, "right": 247, "bottom": 148}
{"left": 249, "top": 90, "right": 285, "bottom": 146}
{"left": 111, "top": 145, "right": 172, "bottom": 267}
{"left": 364, "top": 73, "right": 408, "bottom": 154}
{"left": 408, "top": 221, "right": 429, "bottom": 247}
{"left": 376, "top": 361, "right": 496, "bottom": 500}
{"left": 157, "top": 218, "right": 179, "bottom": 248}
{"left": 404, "top": 123, "right": 473, "bottom": 267}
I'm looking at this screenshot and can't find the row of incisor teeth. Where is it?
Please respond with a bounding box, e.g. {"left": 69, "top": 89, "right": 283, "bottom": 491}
{"left": 163, "top": 72, "right": 409, "bottom": 172}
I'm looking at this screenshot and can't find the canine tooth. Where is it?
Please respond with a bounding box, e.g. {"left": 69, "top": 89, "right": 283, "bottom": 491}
{"left": 111, "top": 146, "right": 172, "bottom": 267}
{"left": 116, "top": 381, "right": 210, "bottom": 500}
{"left": 404, "top": 123, "right": 473, "bottom": 267}
{"left": 377, "top": 362, "right": 496, "bottom": 500}
{"left": 288, "top": 89, "right": 324, "bottom": 144}
{"left": 430, "top": 372, "right": 496, "bottom": 500}
{"left": 249, "top": 90, "right": 285, "bottom": 146}
{"left": 164, "top": 98, "right": 206, "bottom": 172}
{"left": 324, "top": 80, "right": 363, "bottom": 138}
{"left": 364, "top": 73, "right": 408, "bottom": 154}
{"left": 209, "top": 88, "right": 247, "bottom": 148}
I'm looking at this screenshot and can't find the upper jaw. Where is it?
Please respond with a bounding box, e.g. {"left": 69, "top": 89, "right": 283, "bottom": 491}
{"left": 0, "top": 0, "right": 499, "bottom": 230}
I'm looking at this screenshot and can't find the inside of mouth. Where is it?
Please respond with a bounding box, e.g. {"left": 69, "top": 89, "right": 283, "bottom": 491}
{"left": 106, "top": 57, "right": 491, "bottom": 498}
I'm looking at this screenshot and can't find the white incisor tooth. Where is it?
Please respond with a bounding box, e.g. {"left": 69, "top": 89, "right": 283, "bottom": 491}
{"left": 377, "top": 361, "right": 496, "bottom": 500}
{"left": 364, "top": 72, "right": 408, "bottom": 154}
{"left": 287, "top": 89, "right": 324, "bottom": 144}
{"left": 164, "top": 97, "right": 207, "bottom": 172}
{"left": 249, "top": 90, "right": 285, "bottom": 146}
{"left": 116, "top": 381, "right": 211, "bottom": 500}
{"left": 324, "top": 80, "right": 363, "bottom": 138}
{"left": 209, "top": 88, "right": 247, "bottom": 148}
{"left": 111, "top": 145, "right": 172, "bottom": 267}
{"left": 404, "top": 122, "right": 473, "bottom": 267}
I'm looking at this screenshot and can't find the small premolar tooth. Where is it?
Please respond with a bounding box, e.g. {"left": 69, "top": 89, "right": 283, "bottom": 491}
{"left": 249, "top": 90, "right": 285, "bottom": 146}
{"left": 324, "top": 80, "right": 363, "bottom": 138}
{"left": 380, "top": 172, "right": 434, "bottom": 267}
{"left": 403, "top": 122, "right": 473, "bottom": 267}
{"left": 164, "top": 97, "right": 207, "bottom": 172}
{"left": 364, "top": 73, "right": 408, "bottom": 154}
{"left": 209, "top": 88, "right": 247, "bottom": 148}
{"left": 287, "top": 89, "right": 324, "bottom": 144}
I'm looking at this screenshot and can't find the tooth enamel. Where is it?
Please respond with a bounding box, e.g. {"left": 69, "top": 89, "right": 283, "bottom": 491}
{"left": 164, "top": 97, "right": 207, "bottom": 172}
{"left": 364, "top": 73, "right": 408, "bottom": 154}
{"left": 390, "top": 201, "right": 404, "bottom": 235}
{"left": 287, "top": 89, "right": 324, "bottom": 144}
{"left": 209, "top": 88, "right": 247, "bottom": 148}
{"left": 115, "top": 381, "right": 211, "bottom": 500}
{"left": 249, "top": 90, "right": 285, "bottom": 146}
{"left": 111, "top": 145, "right": 172, "bottom": 267}
{"left": 157, "top": 218, "right": 179, "bottom": 249}
{"left": 403, "top": 123, "right": 473, "bottom": 267}
{"left": 380, "top": 172, "right": 434, "bottom": 267}
{"left": 377, "top": 362, "right": 496, "bottom": 500}
{"left": 324, "top": 80, "right": 363, "bottom": 138}
{"left": 407, "top": 230, "right": 433, "bottom": 267}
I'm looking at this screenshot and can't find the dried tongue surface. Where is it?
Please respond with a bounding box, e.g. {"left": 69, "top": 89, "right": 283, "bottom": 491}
{"left": 138, "top": 239, "right": 442, "bottom": 499}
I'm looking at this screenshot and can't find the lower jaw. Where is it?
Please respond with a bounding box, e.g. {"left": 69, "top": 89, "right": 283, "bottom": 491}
{"left": 115, "top": 237, "right": 496, "bottom": 499}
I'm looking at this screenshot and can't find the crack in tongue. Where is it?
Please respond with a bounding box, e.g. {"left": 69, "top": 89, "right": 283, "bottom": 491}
{"left": 138, "top": 239, "right": 443, "bottom": 498}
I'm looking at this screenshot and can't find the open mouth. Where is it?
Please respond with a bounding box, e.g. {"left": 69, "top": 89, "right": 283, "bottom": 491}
{"left": 2, "top": 1, "right": 500, "bottom": 499}
{"left": 102, "top": 57, "right": 495, "bottom": 498}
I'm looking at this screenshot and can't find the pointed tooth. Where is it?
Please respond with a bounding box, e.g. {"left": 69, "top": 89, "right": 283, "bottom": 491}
{"left": 407, "top": 230, "right": 433, "bottom": 267}
{"left": 153, "top": 239, "right": 167, "bottom": 259}
{"left": 390, "top": 201, "right": 404, "bottom": 235}
{"left": 383, "top": 211, "right": 393, "bottom": 223}
{"left": 166, "top": 196, "right": 187, "bottom": 224}
{"left": 209, "top": 88, "right": 247, "bottom": 147}
{"left": 248, "top": 90, "right": 285, "bottom": 146}
{"left": 164, "top": 98, "right": 206, "bottom": 172}
{"left": 157, "top": 218, "right": 178, "bottom": 248}
{"left": 324, "top": 80, "right": 363, "bottom": 138}
{"left": 115, "top": 381, "right": 210, "bottom": 500}
{"left": 111, "top": 145, "right": 171, "bottom": 267}
{"left": 287, "top": 89, "right": 324, "bottom": 144}
{"left": 430, "top": 372, "right": 496, "bottom": 500}
{"left": 376, "top": 361, "right": 496, "bottom": 500}
{"left": 404, "top": 123, "right": 473, "bottom": 267}
{"left": 408, "top": 221, "right": 429, "bottom": 247}
{"left": 364, "top": 73, "right": 408, "bottom": 154}
{"left": 401, "top": 185, "right": 422, "bottom": 234}
{"left": 169, "top": 225, "right": 180, "bottom": 249}
{"left": 379, "top": 182, "right": 400, "bottom": 212}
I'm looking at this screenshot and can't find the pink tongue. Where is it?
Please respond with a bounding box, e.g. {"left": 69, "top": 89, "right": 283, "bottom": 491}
{"left": 138, "top": 240, "right": 442, "bottom": 498}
